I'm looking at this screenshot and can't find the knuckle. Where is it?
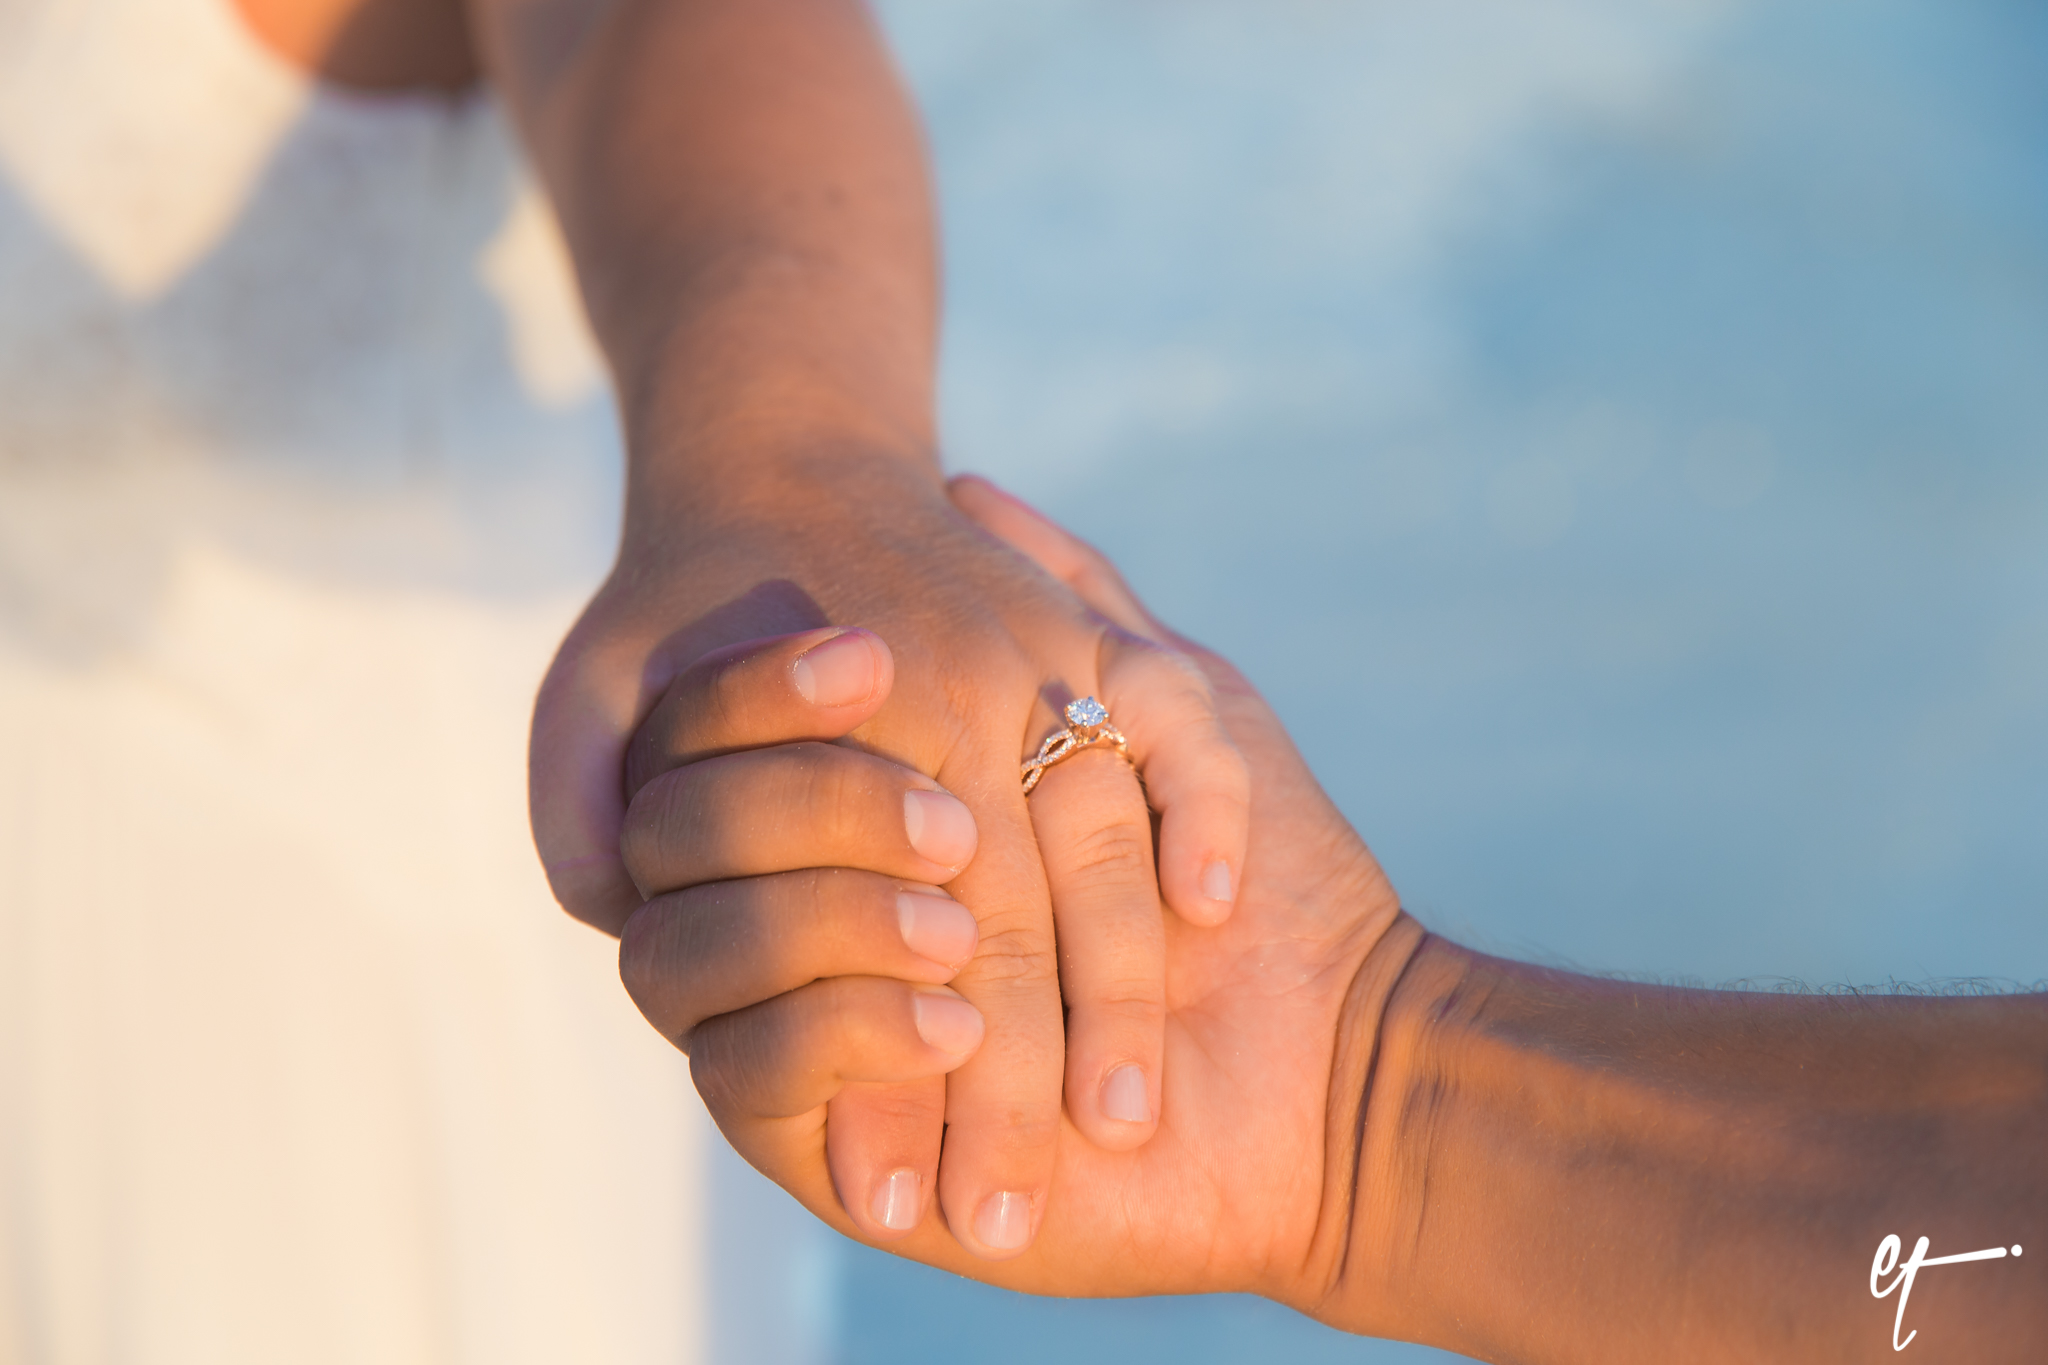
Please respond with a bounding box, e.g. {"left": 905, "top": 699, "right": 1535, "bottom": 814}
{"left": 695, "top": 1041, "right": 777, "bottom": 1117}
{"left": 1152, "top": 754, "right": 1250, "bottom": 821}
{"left": 792, "top": 866, "right": 841, "bottom": 932}
{"left": 617, "top": 910, "right": 677, "bottom": 1032}
{"left": 1061, "top": 819, "right": 1155, "bottom": 883}
{"left": 810, "top": 977, "right": 885, "bottom": 1061}
{"left": 646, "top": 778, "right": 715, "bottom": 883}
{"left": 962, "top": 922, "right": 1061, "bottom": 992}
{"left": 932, "top": 630, "right": 1036, "bottom": 707}
{"left": 798, "top": 748, "right": 873, "bottom": 851}
{"left": 1195, "top": 745, "right": 1252, "bottom": 800}
{"left": 853, "top": 1085, "right": 940, "bottom": 1127}
{"left": 620, "top": 891, "right": 747, "bottom": 1040}
{"left": 687, "top": 1052, "right": 734, "bottom": 1113}
{"left": 1104, "top": 639, "right": 1222, "bottom": 724}
{"left": 1222, "top": 753, "right": 1252, "bottom": 801}
{"left": 686, "top": 1017, "right": 754, "bottom": 1111}
{"left": 622, "top": 716, "right": 674, "bottom": 798}
{"left": 989, "top": 1110, "right": 1064, "bottom": 1150}
{"left": 813, "top": 868, "right": 896, "bottom": 950}
{"left": 1073, "top": 553, "right": 1118, "bottom": 595}
{"left": 700, "top": 995, "right": 816, "bottom": 1120}
{"left": 618, "top": 770, "right": 687, "bottom": 886}
{"left": 1071, "top": 982, "right": 1167, "bottom": 1016}
{"left": 700, "top": 648, "right": 762, "bottom": 741}
{"left": 794, "top": 867, "right": 870, "bottom": 948}
{"left": 1055, "top": 914, "right": 1164, "bottom": 996}
{"left": 717, "top": 882, "right": 798, "bottom": 984}
{"left": 1106, "top": 629, "right": 1184, "bottom": 676}
{"left": 616, "top": 809, "right": 653, "bottom": 883}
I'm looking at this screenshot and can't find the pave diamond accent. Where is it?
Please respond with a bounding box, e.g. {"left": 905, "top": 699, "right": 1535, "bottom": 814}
{"left": 1065, "top": 696, "right": 1109, "bottom": 729}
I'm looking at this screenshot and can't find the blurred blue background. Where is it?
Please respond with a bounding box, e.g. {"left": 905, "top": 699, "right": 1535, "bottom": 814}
{"left": 821, "top": 1, "right": 2048, "bottom": 1359}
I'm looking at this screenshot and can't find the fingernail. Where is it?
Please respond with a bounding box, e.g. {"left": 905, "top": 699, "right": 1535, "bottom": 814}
{"left": 790, "top": 631, "right": 878, "bottom": 708}
{"left": 871, "top": 1168, "right": 921, "bottom": 1231}
{"left": 897, "top": 892, "right": 977, "bottom": 970}
{"left": 1200, "top": 859, "right": 1235, "bottom": 905}
{"left": 911, "top": 991, "right": 984, "bottom": 1056}
{"left": 1100, "top": 1064, "right": 1152, "bottom": 1125}
{"left": 903, "top": 789, "right": 977, "bottom": 871}
{"left": 973, "top": 1190, "right": 1034, "bottom": 1253}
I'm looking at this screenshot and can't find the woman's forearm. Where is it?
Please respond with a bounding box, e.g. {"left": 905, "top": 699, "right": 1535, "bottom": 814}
{"left": 1325, "top": 936, "right": 2048, "bottom": 1363}
{"left": 469, "top": 0, "right": 940, "bottom": 519}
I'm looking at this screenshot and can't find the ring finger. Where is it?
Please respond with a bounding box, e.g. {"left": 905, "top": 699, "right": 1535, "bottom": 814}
{"left": 1025, "top": 735, "right": 1165, "bottom": 1152}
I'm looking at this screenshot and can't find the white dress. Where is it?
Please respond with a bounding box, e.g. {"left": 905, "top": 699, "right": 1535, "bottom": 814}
{"left": 0, "top": 0, "right": 829, "bottom": 1359}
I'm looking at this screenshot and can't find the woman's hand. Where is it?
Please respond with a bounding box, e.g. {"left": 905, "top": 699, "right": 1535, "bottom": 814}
{"left": 614, "top": 474, "right": 1414, "bottom": 1304}
{"left": 531, "top": 454, "right": 1252, "bottom": 1258}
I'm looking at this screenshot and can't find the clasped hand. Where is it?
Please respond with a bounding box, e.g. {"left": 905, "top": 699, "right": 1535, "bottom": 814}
{"left": 598, "top": 476, "right": 1411, "bottom": 1304}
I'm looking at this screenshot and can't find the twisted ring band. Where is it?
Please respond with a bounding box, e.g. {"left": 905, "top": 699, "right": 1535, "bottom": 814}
{"left": 1021, "top": 696, "right": 1131, "bottom": 795}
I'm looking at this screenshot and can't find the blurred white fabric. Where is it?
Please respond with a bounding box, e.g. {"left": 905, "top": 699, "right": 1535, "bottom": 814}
{"left": 0, "top": 0, "right": 829, "bottom": 1360}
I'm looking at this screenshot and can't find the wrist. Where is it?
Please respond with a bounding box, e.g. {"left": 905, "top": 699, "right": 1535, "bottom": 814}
{"left": 1268, "top": 909, "right": 1431, "bottom": 1321}
{"left": 607, "top": 263, "right": 939, "bottom": 526}
{"left": 619, "top": 427, "right": 941, "bottom": 554}
{"left": 600, "top": 432, "right": 967, "bottom": 649}
{"left": 1318, "top": 943, "right": 1678, "bottom": 1357}
{"left": 1295, "top": 925, "right": 1463, "bottom": 1340}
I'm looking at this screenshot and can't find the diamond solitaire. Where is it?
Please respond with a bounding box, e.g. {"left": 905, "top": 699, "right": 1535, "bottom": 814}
{"left": 1022, "top": 696, "right": 1131, "bottom": 795}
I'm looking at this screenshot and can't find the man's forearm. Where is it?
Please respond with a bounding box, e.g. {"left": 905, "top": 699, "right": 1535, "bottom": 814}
{"left": 1327, "top": 937, "right": 2048, "bottom": 1363}
{"left": 469, "top": 0, "right": 940, "bottom": 517}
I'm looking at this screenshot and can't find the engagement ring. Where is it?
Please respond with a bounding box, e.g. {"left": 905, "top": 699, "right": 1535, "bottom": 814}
{"left": 1020, "top": 696, "right": 1131, "bottom": 795}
